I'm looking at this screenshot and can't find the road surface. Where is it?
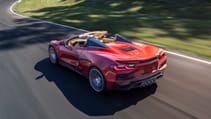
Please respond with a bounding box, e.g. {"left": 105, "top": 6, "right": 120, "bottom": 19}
{"left": 0, "top": 0, "right": 211, "bottom": 119}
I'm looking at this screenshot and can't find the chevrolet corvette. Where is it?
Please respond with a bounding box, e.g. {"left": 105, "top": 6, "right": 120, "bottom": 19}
{"left": 48, "top": 31, "right": 167, "bottom": 93}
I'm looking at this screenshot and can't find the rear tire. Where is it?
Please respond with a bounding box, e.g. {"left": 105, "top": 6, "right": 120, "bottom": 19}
{"left": 89, "top": 67, "right": 107, "bottom": 93}
{"left": 49, "top": 46, "right": 58, "bottom": 64}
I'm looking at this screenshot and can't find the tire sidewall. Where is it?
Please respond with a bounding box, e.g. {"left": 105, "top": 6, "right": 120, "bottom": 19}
{"left": 49, "top": 46, "right": 58, "bottom": 64}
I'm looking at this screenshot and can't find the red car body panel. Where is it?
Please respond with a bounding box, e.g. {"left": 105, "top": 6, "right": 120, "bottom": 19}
{"left": 49, "top": 31, "right": 167, "bottom": 90}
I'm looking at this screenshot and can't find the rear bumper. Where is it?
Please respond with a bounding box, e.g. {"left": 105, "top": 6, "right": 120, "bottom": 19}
{"left": 112, "top": 71, "right": 164, "bottom": 90}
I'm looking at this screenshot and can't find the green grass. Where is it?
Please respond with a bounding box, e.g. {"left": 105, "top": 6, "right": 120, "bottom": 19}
{"left": 15, "top": 0, "right": 211, "bottom": 59}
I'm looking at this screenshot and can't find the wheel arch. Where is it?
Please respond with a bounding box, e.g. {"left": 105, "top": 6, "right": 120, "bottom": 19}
{"left": 88, "top": 66, "right": 108, "bottom": 93}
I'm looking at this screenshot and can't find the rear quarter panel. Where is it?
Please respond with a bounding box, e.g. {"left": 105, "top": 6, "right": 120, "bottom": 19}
{"left": 79, "top": 49, "right": 116, "bottom": 80}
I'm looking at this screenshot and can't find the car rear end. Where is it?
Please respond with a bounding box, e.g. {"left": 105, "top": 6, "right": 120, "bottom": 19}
{"left": 104, "top": 50, "right": 167, "bottom": 90}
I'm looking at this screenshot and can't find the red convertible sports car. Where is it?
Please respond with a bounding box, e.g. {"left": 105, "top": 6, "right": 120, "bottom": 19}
{"left": 48, "top": 31, "right": 167, "bottom": 93}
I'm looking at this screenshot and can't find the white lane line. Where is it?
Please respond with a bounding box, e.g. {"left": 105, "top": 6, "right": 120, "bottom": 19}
{"left": 10, "top": 0, "right": 211, "bottom": 65}
{"left": 166, "top": 51, "right": 211, "bottom": 65}
{"left": 9, "top": 0, "right": 26, "bottom": 18}
{"left": 9, "top": 0, "right": 87, "bottom": 32}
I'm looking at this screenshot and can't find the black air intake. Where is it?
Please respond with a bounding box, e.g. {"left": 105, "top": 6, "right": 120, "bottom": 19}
{"left": 119, "top": 46, "right": 135, "bottom": 52}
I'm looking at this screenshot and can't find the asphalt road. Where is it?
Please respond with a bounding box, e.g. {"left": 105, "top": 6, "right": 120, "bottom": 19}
{"left": 0, "top": 0, "right": 211, "bottom": 119}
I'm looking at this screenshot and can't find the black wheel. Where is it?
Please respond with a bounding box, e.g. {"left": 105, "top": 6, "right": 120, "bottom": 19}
{"left": 49, "top": 46, "right": 58, "bottom": 64}
{"left": 89, "top": 67, "right": 106, "bottom": 93}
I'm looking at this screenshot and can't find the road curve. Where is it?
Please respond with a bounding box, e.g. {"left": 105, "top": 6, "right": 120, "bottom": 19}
{"left": 0, "top": 0, "right": 211, "bottom": 119}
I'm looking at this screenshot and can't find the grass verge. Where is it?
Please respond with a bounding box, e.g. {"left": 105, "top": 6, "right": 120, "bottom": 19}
{"left": 15, "top": 0, "right": 211, "bottom": 59}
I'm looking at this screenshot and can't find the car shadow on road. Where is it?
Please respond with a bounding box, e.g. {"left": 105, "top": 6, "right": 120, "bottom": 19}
{"left": 34, "top": 58, "right": 157, "bottom": 116}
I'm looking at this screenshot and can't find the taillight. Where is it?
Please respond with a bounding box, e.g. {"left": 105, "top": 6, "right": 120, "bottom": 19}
{"left": 127, "top": 64, "right": 135, "bottom": 68}
{"left": 113, "top": 64, "right": 136, "bottom": 71}
{"left": 116, "top": 64, "right": 125, "bottom": 69}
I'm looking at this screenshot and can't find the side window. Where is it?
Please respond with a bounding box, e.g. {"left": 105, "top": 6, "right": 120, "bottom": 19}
{"left": 67, "top": 38, "right": 77, "bottom": 46}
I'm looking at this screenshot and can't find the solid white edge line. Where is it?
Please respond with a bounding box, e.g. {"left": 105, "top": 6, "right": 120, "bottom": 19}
{"left": 166, "top": 51, "right": 211, "bottom": 65}
{"left": 9, "top": 0, "right": 87, "bottom": 32}
{"left": 9, "top": 0, "right": 211, "bottom": 65}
